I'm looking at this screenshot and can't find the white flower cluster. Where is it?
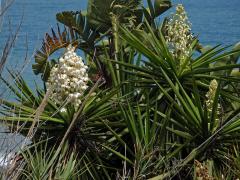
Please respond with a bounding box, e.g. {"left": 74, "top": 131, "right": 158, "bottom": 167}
{"left": 206, "top": 79, "right": 221, "bottom": 121}
{"left": 47, "top": 45, "right": 89, "bottom": 109}
{"left": 165, "top": 4, "right": 193, "bottom": 62}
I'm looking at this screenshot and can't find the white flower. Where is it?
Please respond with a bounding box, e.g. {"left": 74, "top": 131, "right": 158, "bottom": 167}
{"left": 206, "top": 79, "right": 218, "bottom": 111}
{"left": 165, "top": 4, "right": 193, "bottom": 65}
{"left": 60, "top": 108, "right": 67, "bottom": 113}
{"left": 47, "top": 45, "right": 89, "bottom": 109}
{"left": 206, "top": 79, "right": 221, "bottom": 127}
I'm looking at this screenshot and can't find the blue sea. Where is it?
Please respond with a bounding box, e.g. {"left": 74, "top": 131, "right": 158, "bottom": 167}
{"left": 0, "top": 0, "right": 239, "bottom": 158}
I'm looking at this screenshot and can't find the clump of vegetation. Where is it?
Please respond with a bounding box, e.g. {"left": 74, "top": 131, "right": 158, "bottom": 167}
{"left": 1, "top": 0, "right": 240, "bottom": 179}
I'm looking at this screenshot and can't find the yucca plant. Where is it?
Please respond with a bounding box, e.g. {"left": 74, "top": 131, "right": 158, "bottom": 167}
{"left": 9, "top": 141, "right": 92, "bottom": 180}
{"left": 1, "top": 0, "right": 240, "bottom": 179}
{"left": 110, "top": 4, "right": 240, "bottom": 178}
{"left": 0, "top": 71, "right": 129, "bottom": 179}
{"left": 0, "top": 71, "right": 122, "bottom": 137}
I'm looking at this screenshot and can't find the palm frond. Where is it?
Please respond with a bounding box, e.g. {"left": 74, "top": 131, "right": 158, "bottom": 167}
{"left": 32, "top": 25, "right": 78, "bottom": 81}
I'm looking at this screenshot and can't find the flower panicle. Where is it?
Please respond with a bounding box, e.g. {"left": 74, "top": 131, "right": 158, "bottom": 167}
{"left": 165, "top": 4, "right": 193, "bottom": 61}
{"left": 47, "top": 45, "right": 89, "bottom": 109}
{"left": 206, "top": 79, "right": 221, "bottom": 120}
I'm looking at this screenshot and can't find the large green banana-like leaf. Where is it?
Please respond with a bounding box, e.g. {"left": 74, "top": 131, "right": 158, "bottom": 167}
{"left": 56, "top": 10, "right": 99, "bottom": 47}
{"left": 56, "top": 11, "right": 86, "bottom": 34}
{"left": 87, "top": 0, "right": 112, "bottom": 32}
{"left": 87, "top": 0, "right": 142, "bottom": 33}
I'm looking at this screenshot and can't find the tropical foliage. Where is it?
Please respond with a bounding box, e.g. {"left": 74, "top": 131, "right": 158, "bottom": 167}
{"left": 1, "top": 0, "right": 240, "bottom": 179}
